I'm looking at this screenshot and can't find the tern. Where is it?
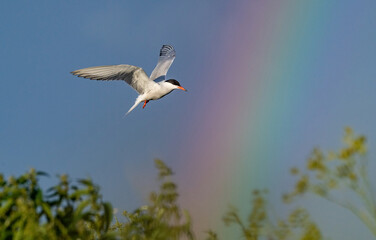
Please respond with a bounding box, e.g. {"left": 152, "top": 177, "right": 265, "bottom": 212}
{"left": 71, "top": 45, "right": 186, "bottom": 115}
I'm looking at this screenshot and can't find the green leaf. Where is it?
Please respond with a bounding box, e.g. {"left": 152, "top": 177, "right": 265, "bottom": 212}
{"left": 36, "top": 171, "right": 49, "bottom": 177}
{"left": 102, "top": 202, "right": 113, "bottom": 231}
{"left": 0, "top": 199, "right": 14, "bottom": 217}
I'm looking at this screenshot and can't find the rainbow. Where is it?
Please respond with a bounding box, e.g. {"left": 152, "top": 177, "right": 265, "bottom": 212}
{"left": 176, "top": 1, "right": 337, "bottom": 237}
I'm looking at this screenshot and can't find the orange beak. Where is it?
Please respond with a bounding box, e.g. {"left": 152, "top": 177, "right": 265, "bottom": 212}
{"left": 177, "top": 86, "right": 187, "bottom": 91}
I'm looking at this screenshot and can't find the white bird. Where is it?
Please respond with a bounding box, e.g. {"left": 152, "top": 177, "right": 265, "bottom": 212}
{"left": 71, "top": 45, "right": 187, "bottom": 115}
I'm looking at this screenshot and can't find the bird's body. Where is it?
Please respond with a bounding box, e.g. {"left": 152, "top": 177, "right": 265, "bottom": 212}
{"left": 71, "top": 45, "right": 186, "bottom": 115}
{"left": 143, "top": 83, "right": 171, "bottom": 100}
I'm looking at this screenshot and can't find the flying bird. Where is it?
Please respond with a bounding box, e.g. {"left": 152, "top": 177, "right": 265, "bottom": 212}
{"left": 71, "top": 45, "right": 187, "bottom": 115}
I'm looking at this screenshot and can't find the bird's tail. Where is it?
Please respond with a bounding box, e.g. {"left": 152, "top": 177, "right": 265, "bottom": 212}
{"left": 123, "top": 96, "right": 143, "bottom": 117}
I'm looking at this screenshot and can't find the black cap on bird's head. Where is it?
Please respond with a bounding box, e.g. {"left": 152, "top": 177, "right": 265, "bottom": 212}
{"left": 166, "top": 79, "right": 187, "bottom": 91}
{"left": 166, "top": 79, "right": 180, "bottom": 86}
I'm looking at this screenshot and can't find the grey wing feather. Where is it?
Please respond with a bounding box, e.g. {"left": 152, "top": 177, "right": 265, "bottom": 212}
{"left": 71, "top": 65, "right": 152, "bottom": 94}
{"left": 149, "top": 45, "right": 176, "bottom": 81}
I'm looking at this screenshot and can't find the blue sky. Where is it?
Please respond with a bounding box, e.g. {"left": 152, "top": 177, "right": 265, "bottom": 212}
{"left": 0, "top": 0, "right": 223, "bottom": 192}
{"left": 0, "top": 0, "right": 228, "bottom": 222}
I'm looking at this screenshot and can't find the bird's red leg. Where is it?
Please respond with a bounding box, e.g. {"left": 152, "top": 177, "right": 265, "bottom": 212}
{"left": 142, "top": 100, "right": 149, "bottom": 109}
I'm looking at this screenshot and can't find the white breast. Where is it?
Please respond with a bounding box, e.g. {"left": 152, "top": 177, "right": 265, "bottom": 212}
{"left": 143, "top": 82, "right": 174, "bottom": 100}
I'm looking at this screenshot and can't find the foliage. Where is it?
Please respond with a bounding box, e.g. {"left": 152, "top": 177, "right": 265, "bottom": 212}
{"left": 284, "top": 127, "right": 376, "bottom": 237}
{"left": 110, "top": 159, "right": 194, "bottom": 240}
{"left": 204, "top": 230, "right": 219, "bottom": 240}
{"left": 222, "top": 190, "right": 322, "bottom": 240}
{"left": 1, "top": 127, "right": 375, "bottom": 239}
{"left": 0, "top": 169, "right": 113, "bottom": 240}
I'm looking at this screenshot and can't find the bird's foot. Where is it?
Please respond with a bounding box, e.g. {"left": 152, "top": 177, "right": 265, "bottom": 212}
{"left": 142, "top": 100, "right": 149, "bottom": 109}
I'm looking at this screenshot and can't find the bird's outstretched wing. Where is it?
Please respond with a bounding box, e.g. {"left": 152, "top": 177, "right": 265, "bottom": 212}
{"left": 71, "top": 65, "right": 153, "bottom": 94}
{"left": 149, "top": 45, "right": 176, "bottom": 81}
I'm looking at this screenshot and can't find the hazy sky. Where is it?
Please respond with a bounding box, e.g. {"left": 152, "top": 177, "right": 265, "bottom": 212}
{"left": 1, "top": 1, "right": 376, "bottom": 239}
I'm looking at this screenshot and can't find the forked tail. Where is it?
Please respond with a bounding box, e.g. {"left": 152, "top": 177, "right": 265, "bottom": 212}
{"left": 123, "top": 96, "right": 143, "bottom": 117}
